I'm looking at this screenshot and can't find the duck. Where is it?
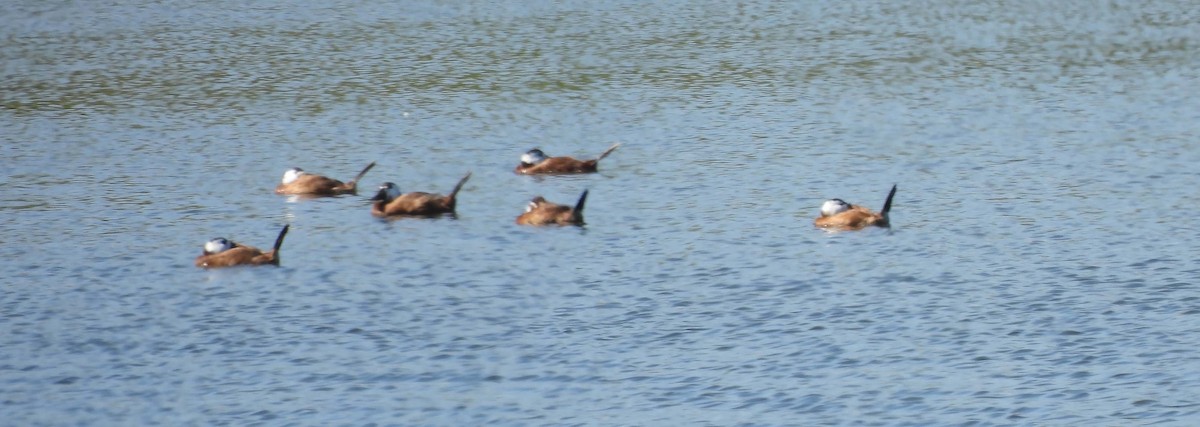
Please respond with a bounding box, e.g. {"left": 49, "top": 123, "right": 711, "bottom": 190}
{"left": 275, "top": 162, "right": 375, "bottom": 196}
{"left": 814, "top": 184, "right": 897, "bottom": 230}
{"left": 516, "top": 190, "right": 588, "bottom": 226}
{"left": 370, "top": 172, "right": 472, "bottom": 217}
{"left": 194, "top": 225, "right": 289, "bottom": 268}
{"left": 514, "top": 143, "right": 620, "bottom": 175}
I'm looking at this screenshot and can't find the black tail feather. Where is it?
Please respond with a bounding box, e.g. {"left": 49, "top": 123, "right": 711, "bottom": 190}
{"left": 272, "top": 224, "right": 290, "bottom": 255}
{"left": 448, "top": 172, "right": 472, "bottom": 201}
{"left": 880, "top": 184, "right": 897, "bottom": 219}
{"left": 349, "top": 162, "right": 376, "bottom": 185}
{"left": 572, "top": 189, "right": 589, "bottom": 223}
{"left": 596, "top": 143, "right": 621, "bottom": 161}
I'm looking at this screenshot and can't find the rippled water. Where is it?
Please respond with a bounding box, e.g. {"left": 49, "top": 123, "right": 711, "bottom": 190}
{"left": 4, "top": 0, "right": 1200, "bottom": 425}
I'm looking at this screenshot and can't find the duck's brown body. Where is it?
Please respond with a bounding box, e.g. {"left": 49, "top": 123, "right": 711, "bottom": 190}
{"left": 516, "top": 190, "right": 588, "bottom": 226}
{"left": 195, "top": 225, "right": 289, "bottom": 268}
{"left": 814, "top": 185, "right": 897, "bottom": 230}
{"left": 371, "top": 173, "right": 471, "bottom": 217}
{"left": 515, "top": 144, "right": 620, "bottom": 175}
{"left": 275, "top": 162, "right": 375, "bottom": 196}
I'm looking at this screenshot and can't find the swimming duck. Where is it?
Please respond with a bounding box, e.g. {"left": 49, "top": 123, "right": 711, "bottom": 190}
{"left": 369, "top": 172, "right": 472, "bottom": 217}
{"left": 516, "top": 190, "right": 588, "bottom": 226}
{"left": 275, "top": 162, "right": 376, "bottom": 196}
{"left": 514, "top": 144, "right": 620, "bottom": 175}
{"left": 814, "top": 185, "right": 897, "bottom": 230}
{"left": 194, "top": 225, "right": 289, "bottom": 268}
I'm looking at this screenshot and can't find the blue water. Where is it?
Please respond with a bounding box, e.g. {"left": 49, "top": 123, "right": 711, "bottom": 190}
{"left": 3, "top": 0, "right": 1200, "bottom": 425}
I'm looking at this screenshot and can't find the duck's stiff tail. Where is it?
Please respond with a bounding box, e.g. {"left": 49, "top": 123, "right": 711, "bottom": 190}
{"left": 880, "top": 184, "right": 898, "bottom": 223}
{"left": 348, "top": 162, "right": 377, "bottom": 186}
{"left": 272, "top": 225, "right": 290, "bottom": 262}
{"left": 571, "top": 189, "right": 589, "bottom": 223}
{"left": 448, "top": 172, "right": 472, "bottom": 202}
{"left": 596, "top": 143, "right": 621, "bottom": 162}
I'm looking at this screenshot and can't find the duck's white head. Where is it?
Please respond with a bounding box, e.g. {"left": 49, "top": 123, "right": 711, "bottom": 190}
{"left": 820, "top": 199, "right": 852, "bottom": 217}
{"left": 370, "top": 182, "right": 402, "bottom": 202}
{"left": 525, "top": 196, "right": 546, "bottom": 213}
{"left": 204, "top": 237, "right": 235, "bottom": 254}
{"left": 281, "top": 168, "right": 306, "bottom": 184}
{"left": 521, "top": 149, "right": 547, "bottom": 165}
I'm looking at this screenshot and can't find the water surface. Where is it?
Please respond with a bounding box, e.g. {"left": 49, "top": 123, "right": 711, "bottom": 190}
{"left": 3, "top": 0, "right": 1200, "bottom": 425}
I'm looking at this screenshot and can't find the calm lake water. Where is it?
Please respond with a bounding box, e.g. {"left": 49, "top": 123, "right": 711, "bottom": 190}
{"left": 3, "top": 0, "right": 1199, "bottom": 425}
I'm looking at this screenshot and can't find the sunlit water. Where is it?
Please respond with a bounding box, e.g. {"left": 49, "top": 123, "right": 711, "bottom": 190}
{"left": 3, "top": 0, "right": 1199, "bottom": 425}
